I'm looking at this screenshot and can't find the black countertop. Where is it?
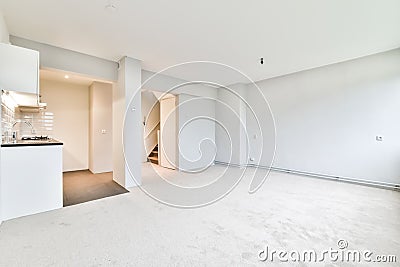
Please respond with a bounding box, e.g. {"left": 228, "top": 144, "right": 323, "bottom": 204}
{"left": 1, "top": 139, "right": 63, "bottom": 147}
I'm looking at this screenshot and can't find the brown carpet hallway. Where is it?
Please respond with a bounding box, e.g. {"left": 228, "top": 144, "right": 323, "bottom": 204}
{"left": 63, "top": 170, "right": 128, "bottom": 206}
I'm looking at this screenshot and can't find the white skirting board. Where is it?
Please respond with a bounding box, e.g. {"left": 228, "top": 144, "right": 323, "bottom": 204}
{"left": 214, "top": 161, "right": 400, "bottom": 191}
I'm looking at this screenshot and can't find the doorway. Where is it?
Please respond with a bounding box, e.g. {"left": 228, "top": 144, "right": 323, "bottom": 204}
{"left": 159, "top": 96, "right": 178, "bottom": 169}
{"left": 142, "top": 90, "right": 178, "bottom": 170}
{"left": 39, "top": 69, "right": 128, "bottom": 206}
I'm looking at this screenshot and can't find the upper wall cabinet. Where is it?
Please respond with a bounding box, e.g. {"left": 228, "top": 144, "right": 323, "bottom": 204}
{"left": 0, "top": 43, "right": 39, "bottom": 95}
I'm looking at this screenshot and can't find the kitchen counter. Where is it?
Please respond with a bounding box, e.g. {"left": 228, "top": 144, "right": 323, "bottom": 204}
{"left": 1, "top": 139, "right": 63, "bottom": 147}
{"left": 1, "top": 144, "right": 63, "bottom": 221}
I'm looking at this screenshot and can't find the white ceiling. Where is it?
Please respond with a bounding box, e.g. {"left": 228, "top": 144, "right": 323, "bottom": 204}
{"left": 40, "top": 69, "right": 96, "bottom": 86}
{"left": 2, "top": 0, "right": 400, "bottom": 85}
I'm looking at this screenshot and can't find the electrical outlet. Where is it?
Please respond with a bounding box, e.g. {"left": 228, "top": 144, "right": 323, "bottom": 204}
{"left": 376, "top": 135, "right": 383, "bottom": 141}
{"left": 101, "top": 129, "right": 107, "bottom": 134}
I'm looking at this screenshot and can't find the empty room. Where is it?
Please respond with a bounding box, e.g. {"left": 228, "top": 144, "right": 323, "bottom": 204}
{"left": 0, "top": 1, "right": 399, "bottom": 266}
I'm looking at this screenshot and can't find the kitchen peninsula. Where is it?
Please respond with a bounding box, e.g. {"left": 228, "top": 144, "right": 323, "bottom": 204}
{"left": 1, "top": 137, "right": 63, "bottom": 220}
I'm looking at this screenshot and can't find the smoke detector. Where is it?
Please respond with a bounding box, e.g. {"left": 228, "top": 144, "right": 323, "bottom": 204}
{"left": 105, "top": 1, "right": 117, "bottom": 13}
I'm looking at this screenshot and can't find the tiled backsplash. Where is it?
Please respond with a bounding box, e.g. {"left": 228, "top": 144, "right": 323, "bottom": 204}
{"left": 1, "top": 101, "right": 15, "bottom": 141}
{"left": 1, "top": 92, "right": 54, "bottom": 142}
{"left": 14, "top": 111, "right": 54, "bottom": 137}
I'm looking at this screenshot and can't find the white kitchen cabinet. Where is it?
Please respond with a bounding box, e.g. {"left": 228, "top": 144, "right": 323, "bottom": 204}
{"left": 1, "top": 145, "right": 63, "bottom": 220}
{"left": 0, "top": 43, "right": 39, "bottom": 94}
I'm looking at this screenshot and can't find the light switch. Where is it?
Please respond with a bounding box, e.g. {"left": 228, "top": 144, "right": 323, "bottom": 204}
{"left": 101, "top": 129, "right": 107, "bottom": 134}
{"left": 376, "top": 135, "right": 383, "bottom": 141}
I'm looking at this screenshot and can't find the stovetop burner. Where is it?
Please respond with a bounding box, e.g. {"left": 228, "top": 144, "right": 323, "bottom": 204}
{"left": 21, "top": 136, "right": 50, "bottom": 141}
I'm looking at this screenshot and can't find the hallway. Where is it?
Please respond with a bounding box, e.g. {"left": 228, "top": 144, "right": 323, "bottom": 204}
{"left": 63, "top": 171, "right": 128, "bottom": 206}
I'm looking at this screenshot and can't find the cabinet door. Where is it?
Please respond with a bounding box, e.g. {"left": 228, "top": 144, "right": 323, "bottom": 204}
{"left": 0, "top": 43, "right": 39, "bottom": 94}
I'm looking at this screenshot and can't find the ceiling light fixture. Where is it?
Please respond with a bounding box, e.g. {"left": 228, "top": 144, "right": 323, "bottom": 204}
{"left": 105, "top": 1, "right": 117, "bottom": 13}
{"left": 64, "top": 75, "right": 69, "bottom": 79}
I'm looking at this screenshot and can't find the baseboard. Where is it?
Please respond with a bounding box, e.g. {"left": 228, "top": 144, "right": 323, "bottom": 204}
{"left": 214, "top": 161, "right": 400, "bottom": 191}
{"left": 214, "top": 161, "right": 246, "bottom": 169}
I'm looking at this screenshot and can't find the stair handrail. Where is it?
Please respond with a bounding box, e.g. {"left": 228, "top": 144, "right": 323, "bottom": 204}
{"left": 144, "top": 121, "right": 160, "bottom": 139}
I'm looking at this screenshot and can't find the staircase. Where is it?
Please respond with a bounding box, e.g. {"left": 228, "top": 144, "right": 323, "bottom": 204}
{"left": 142, "top": 90, "right": 161, "bottom": 164}
{"left": 148, "top": 145, "right": 159, "bottom": 164}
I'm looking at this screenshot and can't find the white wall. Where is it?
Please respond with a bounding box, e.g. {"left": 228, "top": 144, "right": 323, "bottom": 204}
{"left": 0, "top": 11, "right": 9, "bottom": 44}
{"left": 178, "top": 94, "right": 216, "bottom": 171}
{"left": 89, "top": 82, "right": 113, "bottom": 173}
{"left": 215, "top": 84, "right": 248, "bottom": 166}
{"left": 40, "top": 79, "right": 89, "bottom": 172}
{"left": 244, "top": 48, "right": 400, "bottom": 185}
{"left": 0, "top": 10, "right": 9, "bottom": 224}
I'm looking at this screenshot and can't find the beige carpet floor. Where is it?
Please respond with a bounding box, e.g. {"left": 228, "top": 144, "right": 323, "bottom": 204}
{"left": 0, "top": 163, "right": 399, "bottom": 266}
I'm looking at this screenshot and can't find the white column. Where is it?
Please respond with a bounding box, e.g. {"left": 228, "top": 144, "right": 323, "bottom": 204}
{"left": 113, "top": 57, "right": 142, "bottom": 188}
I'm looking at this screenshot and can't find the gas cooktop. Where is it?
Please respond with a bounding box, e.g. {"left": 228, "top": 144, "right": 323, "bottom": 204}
{"left": 2, "top": 137, "right": 63, "bottom": 147}
{"left": 21, "top": 136, "right": 51, "bottom": 141}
